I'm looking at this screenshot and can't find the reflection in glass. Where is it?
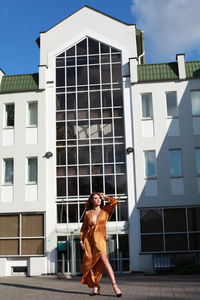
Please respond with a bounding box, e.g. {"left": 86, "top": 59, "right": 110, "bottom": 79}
{"left": 89, "top": 65, "right": 100, "bottom": 84}
{"left": 77, "top": 121, "right": 89, "bottom": 139}
{"left": 166, "top": 92, "right": 178, "bottom": 117}
{"left": 102, "top": 119, "right": 112, "bottom": 137}
{"left": 104, "top": 145, "right": 114, "bottom": 162}
{"left": 102, "top": 91, "right": 111, "bottom": 107}
{"left": 142, "top": 93, "right": 153, "bottom": 118}
{"left": 67, "top": 122, "right": 76, "bottom": 139}
{"left": 144, "top": 151, "right": 156, "bottom": 177}
{"left": 191, "top": 91, "right": 200, "bottom": 116}
{"left": 170, "top": 149, "right": 182, "bottom": 176}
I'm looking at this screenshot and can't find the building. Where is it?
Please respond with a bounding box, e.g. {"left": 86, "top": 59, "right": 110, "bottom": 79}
{"left": 0, "top": 6, "right": 200, "bottom": 276}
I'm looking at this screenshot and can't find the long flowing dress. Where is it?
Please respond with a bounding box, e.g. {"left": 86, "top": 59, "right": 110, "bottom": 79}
{"left": 80, "top": 197, "right": 118, "bottom": 288}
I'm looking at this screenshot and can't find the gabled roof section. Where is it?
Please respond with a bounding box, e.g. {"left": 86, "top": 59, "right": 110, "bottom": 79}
{"left": 185, "top": 61, "right": 200, "bottom": 79}
{"left": 0, "top": 73, "right": 39, "bottom": 94}
{"left": 138, "top": 63, "right": 179, "bottom": 82}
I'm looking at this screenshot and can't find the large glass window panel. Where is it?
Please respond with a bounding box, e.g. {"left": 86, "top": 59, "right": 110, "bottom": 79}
{"left": 195, "top": 148, "right": 200, "bottom": 175}
{"left": 77, "top": 56, "right": 87, "bottom": 65}
{"left": 56, "top": 94, "right": 65, "bottom": 110}
{"left": 188, "top": 207, "right": 200, "bottom": 231}
{"left": 141, "top": 93, "right": 153, "bottom": 118}
{"left": 91, "top": 146, "right": 102, "bottom": 163}
{"left": 77, "top": 39, "right": 87, "bottom": 55}
{"left": 189, "top": 233, "right": 200, "bottom": 250}
{"left": 0, "top": 215, "right": 19, "bottom": 237}
{"left": 4, "top": 158, "right": 13, "bottom": 184}
{"left": 90, "top": 120, "right": 101, "bottom": 139}
{"left": 141, "top": 235, "right": 164, "bottom": 252}
{"left": 27, "top": 157, "right": 37, "bottom": 183}
{"left": 104, "top": 145, "right": 114, "bottom": 163}
{"left": 66, "top": 46, "right": 75, "bottom": 56}
{"left": 114, "top": 119, "right": 124, "bottom": 136}
{"left": 113, "top": 90, "right": 123, "bottom": 106}
{"left": 77, "top": 66, "right": 88, "bottom": 85}
{"left": 56, "top": 58, "right": 65, "bottom": 67}
{"left": 68, "top": 166, "right": 77, "bottom": 176}
{"left": 21, "top": 239, "right": 44, "bottom": 255}
{"left": 116, "top": 175, "right": 126, "bottom": 194}
{"left": 79, "top": 177, "right": 90, "bottom": 195}
{"left": 68, "top": 177, "right": 77, "bottom": 196}
{"left": 144, "top": 151, "right": 156, "bottom": 177}
{"left": 112, "top": 64, "right": 122, "bottom": 82}
{"left": 140, "top": 209, "right": 163, "bottom": 233}
{"left": 57, "top": 167, "right": 66, "bottom": 176}
{"left": 191, "top": 91, "right": 200, "bottom": 116}
{"left": 67, "top": 67, "right": 75, "bottom": 86}
{"left": 101, "top": 43, "right": 109, "bottom": 53}
{"left": 0, "top": 240, "right": 19, "bottom": 255}
{"left": 57, "top": 178, "right": 66, "bottom": 196}
{"left": 56, "top": 68, "right": 65, "bottom": 86}
{"left": 92, "top": 176, "right": 103, "bottom": 192}
{"left": 79, "top": 166, "right": 90, "bottom": 175}
{"left": 115, "top": 144, "right": 125, "bottom": 162}
{"left": 92, "top": 165, "right": 103, "bottom": 174}
{"left": 78, "top": 146, "right": 89, "bottom": 164}
{"left": 67, "top": 147, "right": 77, "bottom": 164}
{"left": 67, "top": 93, "right": 76, "bottom": 109}
{"left": 57, "top": 122, "right": 66, "bottom": 140}
{"left": 102, "top": 119, "right": 112, "bottom": 137}
{"left": 67, "top": 122, "right": 76, "bottom": 139}
{"left": 77, "top": 121, "right": 89, "bottom": 139}
{"left": 169, "top": 149, "right": 182, "bottom": 176}
{"left": 102, "top": 91, "right": 111, "bottom": 107}
{"left": 164, "top": 208, "right": 186, "bottom": 232}
{"left": 105, "top": 175, "right": 115, "bottom": 194}
{"left": 89, "top": 38, "right": 99, "bottom": 54}
{"left": 28, "top": 102, "right": 38, "bottom": 126}
{"left": 68, "top": 203, "right": 78, "bottom": 222}
{"left": 166, "top": 92, "right": 178, "bottom": 117}
{"left": 165, "top": 234, "right": 187, "bottom": 251}
{"left": 78, "top": 92, "right": 88, "bottom": 109}
{"left": 90, "top": 91, "right": 100, "bottom": 108}
{"left": 22, "top": 215, "right": 44, "bottom": 237}
{"left": 66, "top": 57, "right": 75, "bottom": 66}
{"left": 5, "top": 103, "right": 14, "bottom": 127}
{"left": 57, "top": 204, "right": 67, "bottom": 223}
{"left": 89, "top": 66, "right": 100, "bottom": 84}
{"left": 56, "top": 112, "right": 65, "bottom": 121}
{"left": 101, "top": 64, "right": 111, "bottom": 83}
{"left": 118, "top": 202, "right": 128, "bottom": 221}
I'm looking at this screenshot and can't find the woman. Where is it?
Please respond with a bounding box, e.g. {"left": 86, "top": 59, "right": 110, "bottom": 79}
{"left": 80, "top": 193, "right": 122, "bottom": 297}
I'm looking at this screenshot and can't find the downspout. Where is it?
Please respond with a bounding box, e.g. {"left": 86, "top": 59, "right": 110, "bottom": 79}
{"left": 138, "top": 31, "right": 145, "bottom": 64}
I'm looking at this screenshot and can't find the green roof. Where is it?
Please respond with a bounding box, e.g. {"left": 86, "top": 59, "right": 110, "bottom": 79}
{"left": 0, "top": 73, "right": 39, "bottom": 93}
{"left": 138, "top": 61, "right": 200, "bottom": 82}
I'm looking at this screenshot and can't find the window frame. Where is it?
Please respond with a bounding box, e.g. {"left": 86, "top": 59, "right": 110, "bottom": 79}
{"left": 141, "top": 93, "right": 153, "bottom": 119}
{"left": 191, "top": 90, "right": 200, "bottom": 117}
{"left": 27, "top": 157, "right": 38, "bottom": 184}
{"left": 165, "top": 91, "right": 178, "bottom": 118}
{"left": 144, "top": 150, "right": 157, "bottom": 179}
{"left": 4, "top": 103, "right": 15, "bottom": 128}
{"left": 3, "top": 158, "right": 14, "bottom": 185}
{"left": 27, "top": 101, "right": 38, "bottom": 127}
{"left": 169, "top": 148, "right": 183, "bottom": 177}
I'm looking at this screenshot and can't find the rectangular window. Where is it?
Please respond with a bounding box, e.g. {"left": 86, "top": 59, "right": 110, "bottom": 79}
{"left": 195, "top": 148, "right": 200, "bottom": 175}
{"left": 4, "top": 158, "right": 14, "bottom": 184}
{"left": 141, "top": 93, "right": 153, "bottom": 118}
{"left": 144, "top": 151, "right": 156, "bottom": 177}
{"left": 27, "top": 157, "right": 37, "bottom": 183}
{"left": 166, "top": 92, "right": 178, "bottom": 117}
{"left": 28, "top": 102, "right": 38, "bottom": 126}
{"left": 169, "top": 149, "right": 182, "bottom": 176}
{"left": 191, "top": 91, "right": 200, "bottom": 116}
{"left": 5, "top": 103, "right": 14, "bottom": 127}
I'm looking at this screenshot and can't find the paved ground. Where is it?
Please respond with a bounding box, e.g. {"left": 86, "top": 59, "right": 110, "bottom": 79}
{"left": 1, "top": 274, "right": 200, "bottom": 300}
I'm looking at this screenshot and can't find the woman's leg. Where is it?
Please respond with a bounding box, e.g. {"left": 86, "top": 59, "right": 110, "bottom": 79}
{"left": 100, "top": 254, "right": 122, "bottom": 295}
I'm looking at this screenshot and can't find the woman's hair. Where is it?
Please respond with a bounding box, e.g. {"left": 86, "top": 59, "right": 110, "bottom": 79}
{"left": 85, "top": 192, "right": 104, "bottom": 210}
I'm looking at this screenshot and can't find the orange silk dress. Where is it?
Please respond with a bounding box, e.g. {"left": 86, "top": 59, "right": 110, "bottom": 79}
{"left": 80, "top": 197, "right": 118, "bottom": 288}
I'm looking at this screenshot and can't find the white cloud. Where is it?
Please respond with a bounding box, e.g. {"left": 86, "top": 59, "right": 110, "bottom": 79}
{"left": 131, "top": 0, "right": 200, "bottom": 62}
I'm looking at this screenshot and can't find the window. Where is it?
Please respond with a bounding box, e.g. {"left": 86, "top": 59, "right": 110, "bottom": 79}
{"left": 140, "top": 207, "right": 200, "bottom": 253}
{"left": 141, "top": 93, "right": 153, "bottom": 118}
{"left": 169, "top": 149, "right": 182, "bottom": 176}
{"left": 5, "top": 103, "right": 14, "bottom": 127}
{"left": 144, "top": 151, "right": 156, "bottom": 177}
{"left": 28, "top": 102, "right": 38, "bottom": 126}
{"left": 195, "top": 148, "right": 200, "bottom": 175}
{"left": 191, "top": 91, "right": 200, "bottom": 116}
{"left": 4, "top": 158, "right": 13, "bottom": 184}
{"left": 27, "top": 157, "right": 37, "bottom": 183}
{"left": 166, "top": 92, "right": 178, "bottom": 117}
{"left": 0, "top": 214, "right": 44, "bottom": 255}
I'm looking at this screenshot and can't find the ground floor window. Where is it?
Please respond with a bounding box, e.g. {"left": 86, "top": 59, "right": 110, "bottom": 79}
{"left": 0, "top": 213, "right": 44, "bottom": 255}
{"left": 57, "top": 233, "right": 129, "bottom": 274}
{"left": 140, "top": 207, "right": 200, "bottom": 253}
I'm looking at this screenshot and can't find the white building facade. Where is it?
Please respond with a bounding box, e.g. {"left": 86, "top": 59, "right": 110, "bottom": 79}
{"left": 0, "top": 6, "right": 200, "bottom": 276}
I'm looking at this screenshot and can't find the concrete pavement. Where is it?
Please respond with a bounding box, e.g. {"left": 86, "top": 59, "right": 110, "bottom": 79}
{"left": 1, "top": 274, "right": 200, "bottom": 299}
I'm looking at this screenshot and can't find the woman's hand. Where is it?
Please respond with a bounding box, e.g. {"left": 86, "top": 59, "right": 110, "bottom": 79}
{"left": 99, "top": 193, "right": 106, "bottom": 199}
{"left": 80, "top": 240, "right": 85, "bottom": 250}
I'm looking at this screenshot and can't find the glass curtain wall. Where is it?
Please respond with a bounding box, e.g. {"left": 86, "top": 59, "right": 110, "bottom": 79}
{"left": 56, "top": 37, "right": 127, "bottom": 223}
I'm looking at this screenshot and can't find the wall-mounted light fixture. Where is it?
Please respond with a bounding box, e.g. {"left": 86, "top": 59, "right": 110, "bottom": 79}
{"left": 126, "top": 147, "right": 134, "bottom": 154}
{"left": 44, "top": 151, "right": 53, "bottom": 159}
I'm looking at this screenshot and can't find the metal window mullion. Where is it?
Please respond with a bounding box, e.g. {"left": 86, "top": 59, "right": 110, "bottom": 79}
{"left": 87, "top": 38, "right": 92, "bottom": 194}
{"left": 186, "top": 207, "right": 190, "bottom": 250}
{"left": 162, "top": 209, "right": 166, "bottom": 251}
{"left": 19, "top": 214, "right": 22, "bottom": 255}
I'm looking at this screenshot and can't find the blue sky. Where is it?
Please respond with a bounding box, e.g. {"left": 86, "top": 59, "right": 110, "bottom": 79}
{"left": 0, "top": 0, "right": 200, "bottom": 75}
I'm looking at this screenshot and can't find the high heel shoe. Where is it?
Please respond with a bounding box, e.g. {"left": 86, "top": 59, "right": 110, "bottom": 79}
{"left": 112, "top": 283, "right": 122, "bottom": 297}
{"left": 91, "top": 285, "right": 100, "bottom": 296}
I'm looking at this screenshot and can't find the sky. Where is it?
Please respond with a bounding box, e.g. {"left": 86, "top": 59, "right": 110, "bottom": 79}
{"left": 0, "top": 0, "right": 200, "bottom": 75}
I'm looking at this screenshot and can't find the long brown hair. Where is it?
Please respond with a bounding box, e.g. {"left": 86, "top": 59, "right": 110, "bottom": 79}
{"left": 85, "top": 193, "right": 104, "bottom": 210}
